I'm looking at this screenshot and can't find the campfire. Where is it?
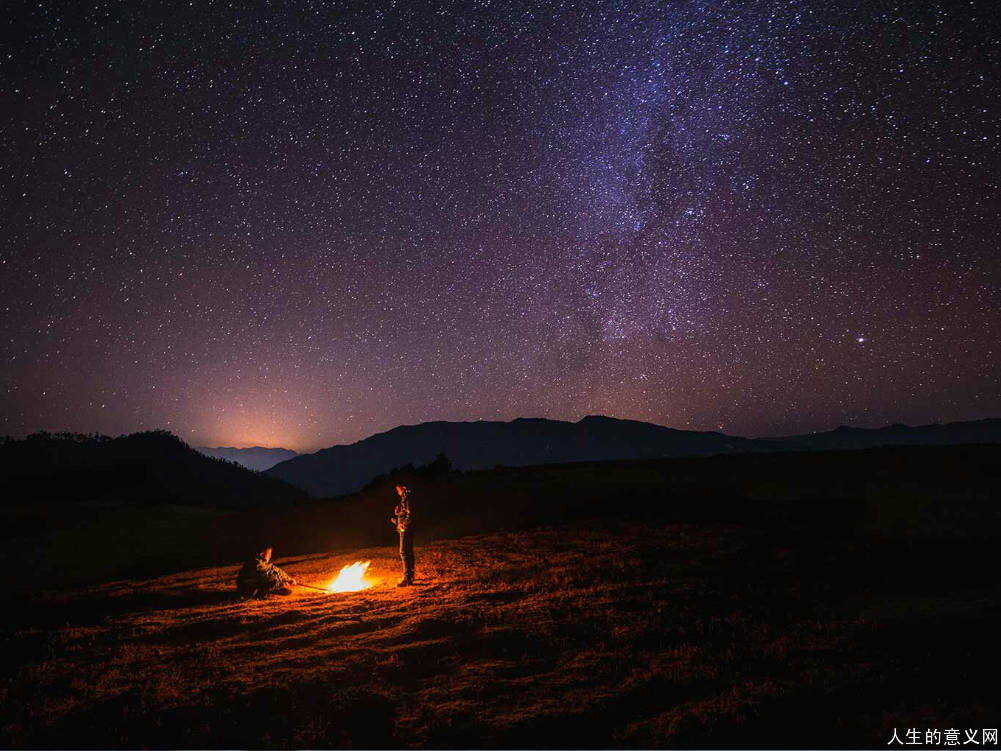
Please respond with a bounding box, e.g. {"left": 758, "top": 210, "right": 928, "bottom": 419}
{"left": 326, "top": 560, "right": 377, "bottom": 592}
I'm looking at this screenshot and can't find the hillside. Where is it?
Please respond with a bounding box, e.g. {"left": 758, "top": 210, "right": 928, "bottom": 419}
{"left": 265, "top": 416, "right": 1001, "bottom": 498}
{"left": 4, "top": 522, "right": 998, "bottom": 749}
{"left": 195, "top": 446, "right": 298, "bottom": 472}
{"left": 0, "top": 431, "right": 306, "bottom": 507}
{"left": 5, "top": 443, "right": 1000, "bottom": 595}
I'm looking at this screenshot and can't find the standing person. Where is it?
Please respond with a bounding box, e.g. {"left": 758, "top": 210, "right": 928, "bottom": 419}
{"left": 236, "top": 546, "right": 297, "bottom": 598}
{"left": 391, "top": 484, "right": 415, "bottom": 586}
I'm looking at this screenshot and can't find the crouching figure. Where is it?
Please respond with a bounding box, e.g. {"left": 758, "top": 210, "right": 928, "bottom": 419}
{"left": 236, "top": 546, "right": 296, "bottom": 598}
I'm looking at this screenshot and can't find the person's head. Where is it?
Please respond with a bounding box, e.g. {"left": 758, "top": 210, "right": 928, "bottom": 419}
{"left": 259, "top": 546, "right": 273, "bottom": 562}
{"left": 395, "top": 484, "right": 409, "bottom": 499}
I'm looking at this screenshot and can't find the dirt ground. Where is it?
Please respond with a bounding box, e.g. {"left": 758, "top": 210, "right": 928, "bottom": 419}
{"left": 2, "top": 521, "right": 998, "bottom": 749}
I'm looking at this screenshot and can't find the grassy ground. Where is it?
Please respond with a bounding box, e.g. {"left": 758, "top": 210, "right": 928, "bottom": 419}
{"left": 3, "top": 520, "right": 998, "bottom": 749}
{"left": 7, "top": 444, "right": 1001, "bottom": 595}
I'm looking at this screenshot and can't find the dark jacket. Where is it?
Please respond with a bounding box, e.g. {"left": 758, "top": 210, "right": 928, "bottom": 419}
{"left": 236, "top": 555, "right": 291, "bottom": 596}
{"left": 392, "top": 502, "right": 411, "bottom": 532}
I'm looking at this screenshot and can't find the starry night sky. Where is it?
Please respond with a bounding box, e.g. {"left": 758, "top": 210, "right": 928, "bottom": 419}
{"left": 2, "top": 0, "right": 998, "bottom": 451}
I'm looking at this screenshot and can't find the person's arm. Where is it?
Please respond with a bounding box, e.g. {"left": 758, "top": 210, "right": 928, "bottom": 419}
{"left": 259, "top": 560, "right": 288, "bottom": 584}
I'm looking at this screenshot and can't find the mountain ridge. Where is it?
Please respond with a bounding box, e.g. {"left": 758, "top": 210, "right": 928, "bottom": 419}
{"left": 1, "top": 430, "right": 306, "bottom": 506}
{"left": 264, "top": 415, "right": 1001, "bottom": 498}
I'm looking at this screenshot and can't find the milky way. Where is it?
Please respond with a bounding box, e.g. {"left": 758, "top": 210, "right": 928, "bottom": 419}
{"left": 2, "top": 0, "right": 998, "bottom": 450}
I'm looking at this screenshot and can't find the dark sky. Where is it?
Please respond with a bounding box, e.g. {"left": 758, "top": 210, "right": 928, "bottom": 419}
{"left": 2, "top": 0, "right": 998, "bottom": 451}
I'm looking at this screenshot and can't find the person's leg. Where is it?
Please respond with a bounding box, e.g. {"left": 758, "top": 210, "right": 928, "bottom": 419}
{"left": 399, "top": 531, "right": 408, "bottom": 582}
{"left": 403, "top": 529, "right": 415, "bottom": 582}
{"left": 264, "top": 580, "right": 293, "bottom": 596}
{"left": 237, "top": 581, "right": 259, "bottom": 599}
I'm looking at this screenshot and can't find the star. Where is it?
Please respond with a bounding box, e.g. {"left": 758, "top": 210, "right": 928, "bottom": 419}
{"left": 0, "top": 0, "right": 996, "bottom": 448}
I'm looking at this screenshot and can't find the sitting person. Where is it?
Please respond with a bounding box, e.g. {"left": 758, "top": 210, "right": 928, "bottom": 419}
{"left": 236, "top": 546, "right": 296, "bottom": 598}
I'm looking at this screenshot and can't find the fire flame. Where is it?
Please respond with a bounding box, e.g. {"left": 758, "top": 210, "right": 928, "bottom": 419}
{"left": 326, "top": 560, "right": 376, "bottom": 592}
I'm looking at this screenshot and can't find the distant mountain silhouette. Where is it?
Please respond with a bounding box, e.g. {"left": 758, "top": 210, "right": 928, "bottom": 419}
{"left": 264, "top": 416, "right": 755, "bottom": 498}
{"left": 195, "top": 445, "right": 297, "bottom": 472}
{"left": 264, "top": 416, "right": 1001, "bottom": 498}
{"left": 1, "top": 430, "right": 306, "bottom": 507}
{"left": 764, "top": 419, "right": 1001, "bottom": 452}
